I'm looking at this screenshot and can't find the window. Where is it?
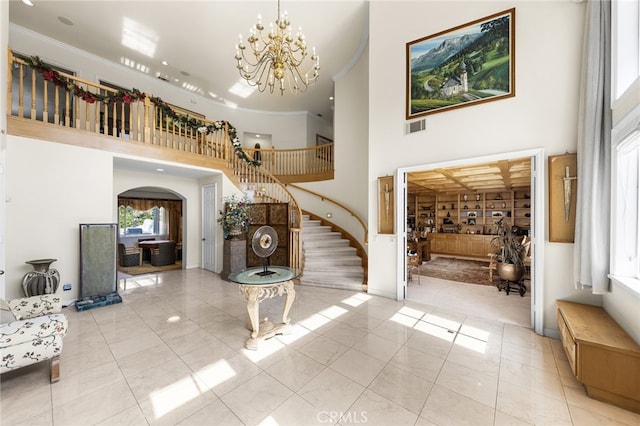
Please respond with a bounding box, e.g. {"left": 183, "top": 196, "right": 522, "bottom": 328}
{"left": 612, "top": 0, "right": 640, "bottom": 100}
{"left": 610, "top": 0, "right": 640, "bottom": 293}
{"left": 611, "top": 129, "right": 640, "bottom": 289}
{"left": 118, "top": 205, "right": 168, "bottom": 236}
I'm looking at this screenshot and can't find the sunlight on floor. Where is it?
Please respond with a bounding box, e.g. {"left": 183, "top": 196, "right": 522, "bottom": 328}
{"left": 397, "top": 306, "right": 426, "bottom": 319}
{"left": 414, "top": 320, "right": 457, "bottom": 342}
{"left": 390, "top": 311, "right": 420, "bottom": 327}
{"left": 341, "top": 293, "right": 372, "bottom": 307}
{"left": 297, "top": 313, "right": 332, "bottom": 331}
{"left": 424, "top": 314, "right": 461, "bottom": 332}
{"left": 319, "top": 305, "right": 349, "bottom": 319}
{"left": 149, "top": 375, "right": 208, "bottom": 419}
{"left": 193, "top": 359, "right": 236, "bottom": 391}
{"left": 454, "top": 333, "right": 488, "bottom": 354}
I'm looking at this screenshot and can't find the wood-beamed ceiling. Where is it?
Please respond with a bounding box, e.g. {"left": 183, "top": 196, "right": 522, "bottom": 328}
{"left": 408, "top": 157, "right": 531, "bottom": 195}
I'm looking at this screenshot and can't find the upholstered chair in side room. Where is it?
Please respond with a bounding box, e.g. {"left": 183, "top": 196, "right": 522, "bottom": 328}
{"left": 151, "top": 241, "right": 176, "bottom": 266}
{"left": 0, "top": 294, "right": 68, "bottom": 383}
{"left": 118, "top": 243, "right": 142, "bottom": 267}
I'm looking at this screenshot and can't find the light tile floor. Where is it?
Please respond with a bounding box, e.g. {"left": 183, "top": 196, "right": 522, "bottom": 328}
{"left": 2, "top": 268, "right": 639, "bottom": 426}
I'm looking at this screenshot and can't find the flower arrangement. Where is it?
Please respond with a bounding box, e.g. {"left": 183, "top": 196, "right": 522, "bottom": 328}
{"left": 217, "top": 194, "right": 251, "bottom": 239}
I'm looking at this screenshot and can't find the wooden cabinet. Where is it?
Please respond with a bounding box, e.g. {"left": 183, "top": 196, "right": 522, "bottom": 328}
{"left": 469, "top": 235, "right": 488, "bottom": 257}
{"left": 430, "top": 234, "right": 493, "bottom": 258}
{"left": 247, "top": 203, "right": 289, "bottom": 267}
{"left": 556, "top": 301, "right": 640, "bottom": 413}
{"left": 431, "top": 234, "right": 447, "bottom": 253}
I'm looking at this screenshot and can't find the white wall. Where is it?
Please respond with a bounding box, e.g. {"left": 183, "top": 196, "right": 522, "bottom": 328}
{"left": 366, "top": 1, "right": 600, "bottom": 333}
{"left": 6, "top": 136, "right": 114, "bottom": 303}
{"left": 604, "top": 282, "right": 640, "bottom": 343}
{"left": 296, "top": 46, "right": 370, "bottom": 244}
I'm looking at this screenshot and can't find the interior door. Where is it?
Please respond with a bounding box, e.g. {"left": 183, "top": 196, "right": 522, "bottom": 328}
{"left": 202, "top": 184, "right": 217, "bottom": 272}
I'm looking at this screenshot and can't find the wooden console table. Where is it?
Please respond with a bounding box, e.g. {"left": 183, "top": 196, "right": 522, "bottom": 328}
{"left": 556, "top": 300, "right": 640, "bottom": 413}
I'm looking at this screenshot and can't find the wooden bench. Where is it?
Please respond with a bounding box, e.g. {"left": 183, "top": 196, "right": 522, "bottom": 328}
{"left": 556, "top": 300, "right": 640, "bottom": 413}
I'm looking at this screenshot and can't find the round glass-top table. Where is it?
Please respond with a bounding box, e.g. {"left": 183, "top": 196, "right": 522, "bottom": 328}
{"left": 228, "top": 266, "right": 300, "bottom": 350}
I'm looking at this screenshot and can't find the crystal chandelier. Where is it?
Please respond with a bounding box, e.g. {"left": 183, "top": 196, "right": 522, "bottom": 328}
{"left": 235, "top": 0, "right": 320, "bottom": 95}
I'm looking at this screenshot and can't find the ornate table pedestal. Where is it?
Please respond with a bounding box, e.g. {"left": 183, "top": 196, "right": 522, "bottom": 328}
{"left": 229, "top": 266, "right": 298, "bottom": 350}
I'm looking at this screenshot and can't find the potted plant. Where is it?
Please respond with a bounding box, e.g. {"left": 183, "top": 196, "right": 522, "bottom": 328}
{"left": 218, "top": 194, "right": 251, "bottom": 239}
{"left": 490, "top": 217, "right": 526, "bottom": 282}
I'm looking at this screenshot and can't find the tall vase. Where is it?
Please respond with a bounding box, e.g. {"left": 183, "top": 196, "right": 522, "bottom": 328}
{"left": 22, "top": 258, "right": 60, "bottom": 297}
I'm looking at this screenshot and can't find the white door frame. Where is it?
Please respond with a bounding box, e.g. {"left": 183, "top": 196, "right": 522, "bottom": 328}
{"left": 395, "top": 148, "right": 545, "bottom": 335}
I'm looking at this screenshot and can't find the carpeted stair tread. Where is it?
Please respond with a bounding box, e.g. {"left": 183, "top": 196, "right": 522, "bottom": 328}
{"left": 301, "top": 216, "right": 364, "bottom": 290}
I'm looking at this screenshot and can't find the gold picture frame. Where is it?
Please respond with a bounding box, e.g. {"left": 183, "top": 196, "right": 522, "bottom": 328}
{"left": 549, "top": 153, "right": 577, "bottom": 242}
{"left": 378, "top": 176, "right": 394, "bottom": 234}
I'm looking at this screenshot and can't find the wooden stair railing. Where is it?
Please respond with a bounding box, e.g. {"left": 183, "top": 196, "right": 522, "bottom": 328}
{"left": 286, "top": 184, "right": 368, "bottom": 284}
{"left": 244, "top": 144, "right": 334, "bottom": 183}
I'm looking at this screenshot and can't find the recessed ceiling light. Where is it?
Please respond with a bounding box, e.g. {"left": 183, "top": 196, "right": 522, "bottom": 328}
{"left": 21, "top": 0, "right": 34, "bottom": 7}
{"left": 156, "top": 168, "right": 164, "bottom": 172}
{"left": 208, "top": 91, "right": 217, "bottom": 99}
{"left": 255, "top": 134, "right": 261, "bottom": 138}
{"left": 58, "top": 16, "right": 74, "bottom": 26}
{"left": 161, "top": 60, "right": 168, "bottom": 66}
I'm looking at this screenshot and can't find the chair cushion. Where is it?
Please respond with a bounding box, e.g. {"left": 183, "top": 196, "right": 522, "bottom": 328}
{"left": 8, "top": 295, "right": 62, "bottom": 320}
{"left": 0, "top": 313, "right": 67, "bottom": 373}
{"left": 0, "top": 313, "right": 68, "bottom": 348}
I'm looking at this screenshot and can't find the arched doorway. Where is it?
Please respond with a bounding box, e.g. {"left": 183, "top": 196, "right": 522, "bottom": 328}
{"left": 117, "top": 187, "right": 185, "bottom": 270}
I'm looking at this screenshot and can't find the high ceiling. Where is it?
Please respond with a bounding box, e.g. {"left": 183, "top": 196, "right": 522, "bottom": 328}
{"left": 407, "top": 158, "right": 532, "bottom": 195}
{"left": 8, "top": 0, "right": 368, "bottom": 122}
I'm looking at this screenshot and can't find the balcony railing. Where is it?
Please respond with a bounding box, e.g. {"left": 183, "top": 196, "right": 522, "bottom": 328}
{"left": 7, "top": 50, "right": 333, "bottom": 183}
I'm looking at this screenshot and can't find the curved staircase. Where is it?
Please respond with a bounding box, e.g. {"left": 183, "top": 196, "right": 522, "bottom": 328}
{"left": 300, "top": 215, "right": 365, "bottom": 291}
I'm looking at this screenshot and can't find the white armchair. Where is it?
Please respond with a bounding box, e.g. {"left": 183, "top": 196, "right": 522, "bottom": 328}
{"left": 0, "top": 294, "right": 68, "bottom": 383}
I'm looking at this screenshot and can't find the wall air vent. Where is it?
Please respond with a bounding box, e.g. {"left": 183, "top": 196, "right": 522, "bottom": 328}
{"left": 406, "top": 119, "right": 426, "bottom": 135}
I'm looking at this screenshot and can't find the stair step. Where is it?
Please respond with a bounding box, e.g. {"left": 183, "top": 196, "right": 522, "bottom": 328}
{"left": 303, "top": 265, "right": 364, "bottom": 274}
{"left": 299, "top": 277, "right": 364, "bottom": 291}
{"left": 301, "top": 216, "right": 364, "bottom": 291}
{"left": 304, "top": 258, "right": 362, "bottom": 267}
{"left": 304, "top": 240, "right": 350, "bottom": 248}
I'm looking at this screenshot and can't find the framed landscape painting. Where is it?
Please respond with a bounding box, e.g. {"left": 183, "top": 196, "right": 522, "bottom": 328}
{"left": 406, "top": 8, "right": 515, "bottom": 119}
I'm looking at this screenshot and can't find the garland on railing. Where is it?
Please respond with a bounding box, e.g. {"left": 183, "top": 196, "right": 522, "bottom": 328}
{"left": 22, "top": 55, "right": 260, "bottom": 167}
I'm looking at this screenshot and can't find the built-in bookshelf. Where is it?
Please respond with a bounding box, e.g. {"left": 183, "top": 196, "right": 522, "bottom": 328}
{"left": 407, "top": 188, "right": 531, "bottom": 235}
